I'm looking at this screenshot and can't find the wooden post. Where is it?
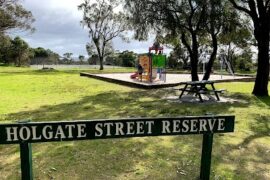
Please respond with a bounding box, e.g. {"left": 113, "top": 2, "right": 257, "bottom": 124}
{"left": 200, "top": 133, "right": 213, "bottom": 180}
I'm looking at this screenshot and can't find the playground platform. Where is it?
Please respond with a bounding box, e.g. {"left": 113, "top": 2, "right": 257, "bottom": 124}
{"left": 80, "top": 72, "right": 255, "bottom": 89}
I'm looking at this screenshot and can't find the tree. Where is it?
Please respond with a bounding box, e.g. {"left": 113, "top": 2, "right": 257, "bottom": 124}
{"left": 119, "top": 50, "right": 136, "bottom": 67}
{"left": 167, "top": 43, "right": 189, "bottom": 69}
{"left": 47, "top": 49, "right": 59, "bottom": 65}
{"left": 126, "top": 0, "right": 235, "bottom": 81}
{"left": 0, "top": 34, "right": 12, "bottom": 64}
{"left": 32, "top": 47, "right": 48, "bottom": 66}
{"left": 78, "top": 0, "right": 127, "bottom": 70}
{"left": 0, "top": 0, "right": 35, "bottom": 33}
{"left": 157, "top": 33, "right": 189, "bottom": 69}
{"left": 88, "top": 54, "right": 99, "bottom": 65}
{"left": 31, "top": 47, "right": 60, "bottom": 66}
{"left": 202, "top": 0, "right": 228, "bottom": 80}
{"left": 0, "top": 1, "right": 34, "bottom": 66}
{"left": 235, "top": 48, "right": 254, "bottom": 71}
{"left": 125, "top": 0, "right": 208, "bottom": 81}
{"left": 218, "top": 17, "right": 253, "bottom": 73}
{"left": 229, "top": 0, "right": 270, "bottom": 96}
{"left": 79, "top": 55, "right": 85, "bottom": 65}
{"left": 63, "top": 52, "right": 73, "bottom": 64}
{"left": 11, "top": 36, "right": 31, "bottom": 66}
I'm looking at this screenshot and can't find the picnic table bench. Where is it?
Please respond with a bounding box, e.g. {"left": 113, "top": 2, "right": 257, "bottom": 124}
{"left": 175, "top": 80, "right": 226, "bottom": 102}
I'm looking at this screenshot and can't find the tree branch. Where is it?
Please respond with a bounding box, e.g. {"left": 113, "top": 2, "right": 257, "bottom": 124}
{"left": 229, "top": 0, "right": 252, "bottom": 16}
{"left": 181, "top": 32, "right": 192, "bottom": 55}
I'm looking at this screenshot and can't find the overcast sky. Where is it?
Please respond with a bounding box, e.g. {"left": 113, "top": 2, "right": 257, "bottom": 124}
{"left": 13, "top": 0, "right": 169, "bottom": 57}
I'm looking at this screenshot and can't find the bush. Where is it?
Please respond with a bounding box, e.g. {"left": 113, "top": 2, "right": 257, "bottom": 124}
{"left": 235, "top": 49, "right": 254, "bottom": 72}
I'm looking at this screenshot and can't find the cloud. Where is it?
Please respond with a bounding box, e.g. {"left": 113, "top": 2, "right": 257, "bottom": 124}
{"left": 16, "top": 0, "right": 170, "bottom": 57}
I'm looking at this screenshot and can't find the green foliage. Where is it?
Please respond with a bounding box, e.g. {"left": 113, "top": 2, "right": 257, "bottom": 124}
{"left": 63, "top": 52, "right": 73, "bottom": 64}
{"left": 105, "top": 55, "right": 121, "bottom": 66}
{"left": 33, "top": 47, "right": 49, "bottom": 58}
{"left": 125, "top": 0, "right": 245, "bottom": 81}
{"left": 119, "top": 50, "right": 136, "bottom": 67}
{"left": 78, "top": 0, "right": 128, "bottom": 70}
{"left": 46, "top": 49, "right": 59, "bottom": 65}
{"left": 0, "top": 34, "right": 12, "bottom": 64}
{"left": 78, "top": 55, "right": 85, "bottom": 64}
{"left": 0, "top": 0, "right": 35, "bottom": 33}
{"left": 10, "top": 36, "right": 32, "bottom": 66}
{"left": 168, "top": 44, "right": 188, "bottom": 69}
{"left": 31, "top": 47, "right": 60, "bottom": 66}
{"left": 235, "top": 49, "right": 254, "bottom": 72}
{"left": 229, "top": 0, "right": 270, "bottom": 96}
{"left": 87, "top": 54, "right": 99, "bottom": 65}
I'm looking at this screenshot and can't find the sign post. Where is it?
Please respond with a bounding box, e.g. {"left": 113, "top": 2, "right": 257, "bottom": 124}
{"left": 200, "top": 133, "right": 213, "bottom": 180}
{"left": 0, "top": 115, "right": 234, "bottom": 180}
{"left": 20, "top": 142, "right": 33, "bottom": 180}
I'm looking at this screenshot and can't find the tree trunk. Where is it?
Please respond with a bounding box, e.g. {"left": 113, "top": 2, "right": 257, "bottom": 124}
{"left": 99, "top": 56, "right": 104, "bottom": 70}
{"left": 181, "top": 32, "right": 199, "bottom": 81}
{"left": 191, "top": 33, "right": 199, "bottom": 81}
{"left": 203, "top": 33, "right": 217, "bottom": 80}
{"left": 252, "top": 18, "right": 269, "bottom": 96}
{"left": 252, "top": 35, "right": 269, "bottom": 96}
{"left": 190, "top": 54, "right": 199, "bottom": 81}
{"left": 229, "top": 0, "right": 270, "bottom": 96}
{"left": 226, "top": 43, "right": 235, "bottom": 73}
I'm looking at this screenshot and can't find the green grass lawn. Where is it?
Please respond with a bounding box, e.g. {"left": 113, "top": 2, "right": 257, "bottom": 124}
{"left": 0, "top": 66, "right": 269, "bottom": 179}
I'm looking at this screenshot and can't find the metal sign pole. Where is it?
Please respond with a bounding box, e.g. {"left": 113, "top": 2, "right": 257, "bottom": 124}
{"left": 200, "top": 133, "right": 214, "bottom": 180}
{"left": 20, "top": 142, "right": 33, "bottom": 180}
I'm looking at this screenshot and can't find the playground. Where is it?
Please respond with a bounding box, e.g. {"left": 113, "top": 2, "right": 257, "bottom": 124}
{"left": 81, "top": 43, "right": 254, "bottom": 89}
{"left": 80, "top": 72, "right": 254, "bottom": 89}
{"left": 0, "top": 66, "right": 269, "bottom": 179}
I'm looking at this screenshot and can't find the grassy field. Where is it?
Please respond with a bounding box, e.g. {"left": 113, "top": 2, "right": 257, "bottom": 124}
{"left": 0, "top": 66, "right": 269, "bottom": 179}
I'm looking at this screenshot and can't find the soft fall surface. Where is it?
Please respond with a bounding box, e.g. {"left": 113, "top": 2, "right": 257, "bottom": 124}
{"left": 0, "top": 67, "right": 269, "bottom": 179}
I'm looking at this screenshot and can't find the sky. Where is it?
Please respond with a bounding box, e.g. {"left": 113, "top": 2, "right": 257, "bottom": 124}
{"left": 13, "top": 0, "right": 169, "bottom": 58}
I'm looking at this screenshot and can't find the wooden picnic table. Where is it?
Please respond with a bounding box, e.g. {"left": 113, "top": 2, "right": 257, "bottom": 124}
{"left": 177, "top": 80, "right": 225, "bottom": 102}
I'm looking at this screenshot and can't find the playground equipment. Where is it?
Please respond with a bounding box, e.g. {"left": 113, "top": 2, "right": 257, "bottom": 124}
{"left": 130, "top": 42, "right": 166, "bottom": 82}
{"left": 219, "top": 53, "right": 234, "bottom": 79}
{"left": 199, "top": 50, "right": 210, "bottom": 74}
{"left": 198, "top": 46, "right": 211, "bottom": 74}
{"left": 198, "top": 47, "right": 234, "bottom": 78}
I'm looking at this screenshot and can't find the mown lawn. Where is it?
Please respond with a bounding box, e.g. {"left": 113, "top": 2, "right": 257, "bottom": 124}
{"left": 0, "top": 66, "right": 269, "bottom": 179}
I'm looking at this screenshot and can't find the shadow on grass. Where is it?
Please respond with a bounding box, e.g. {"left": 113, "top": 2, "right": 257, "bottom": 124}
{"left": 240, "top": 115, "right": 270, "bottom": 147}
{"left": 1, "top": 90, "right": 260, "bottom": 179}
{"left": 214, "top": 114, "right": 270, "bottom": 179}
{"left": 256, "top": 96, "right": 270, "bottom": 107}
{"left": 29, "top": 135, "right": 204, "bottom": 180}
{"left": 4, "top": 89, "right": 251, "bottom": 122}
{"left": 1, "top": 132, "right": 204, "bottom": 179}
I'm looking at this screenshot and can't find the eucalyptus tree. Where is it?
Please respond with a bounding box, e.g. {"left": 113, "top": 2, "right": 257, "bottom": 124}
{"left": 218, "top": 17, "right": 253, "bottom": 73}
{"left": 0, "top": 34, "right": 12, "bottom": 64}
{"left": 11, "top": 36, "right": 31, "bottom": 66}
{"left": 47, "top": 49, "right": 60, "bottom": 65}
{"left": 63, "top": 52, "right": 73, "bottom": 64}
{"left": 125, "top": 0, "right": 235, "bottom": 81}
{"left": 79, "top": 55, "right": 85, "bottom": 65}
{"left": 78, "top": 0, "right": 128, "bottom": 70}
{"left": 0, "top": 0, "right": 35, "bottom": 33}
{"left": 229, "top": 0, "right": 270, "bottom": 96}
{"left": 119, "top": 50, "right": 136, "bottom": 67}
{"left": 32, "top": 47, "right": 48, "bottom": 66}
{"left": 125, "top": 0, "right": 208, "bottom": 81}
{"left": 201, "top": 0, "right": 246, "bottom": 80}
